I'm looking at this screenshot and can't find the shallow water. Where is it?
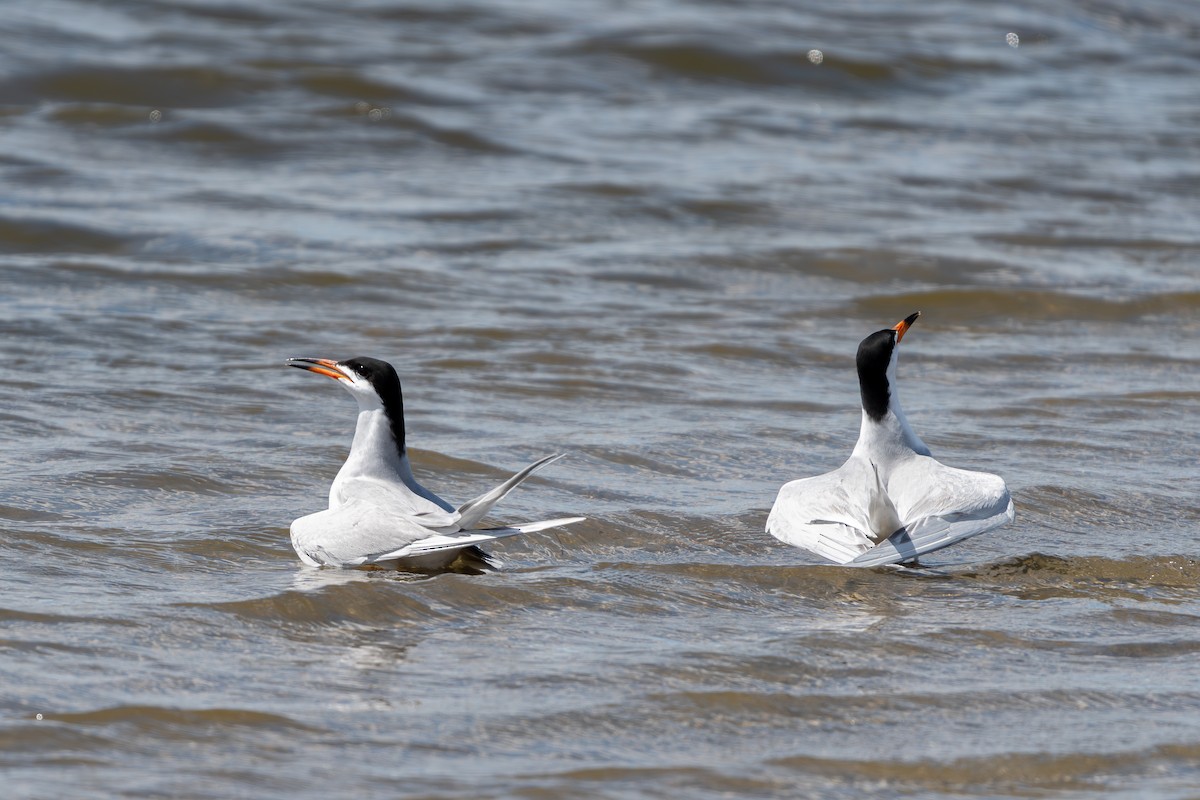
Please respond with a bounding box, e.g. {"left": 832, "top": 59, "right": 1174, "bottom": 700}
{"left": 2, "top": 0, "right": 1199, "bottom": 797}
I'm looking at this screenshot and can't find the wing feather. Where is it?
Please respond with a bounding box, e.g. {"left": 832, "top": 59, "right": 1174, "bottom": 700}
{"left": 290, "top": 499, "right": 446, "bottom": 567}
{"left": 849, "top": 456, "right": 1014, "bottom": 566}
{"left": 454, "top": 453, "right": 566, "bottom": 530}
{"left": 766, "top": 460, "right": 886, "bottom": 564}
{"left": 292, "top": 465, "right": 583, "bottom": 568}
{"left": 326, "top": 516, "right": 586, "bottom": 565}
{"left": 768, "top": 454, "right": 1013, "bottom": 567}
{"left": 334, "top": 477, "right": 460, "bottom": 531}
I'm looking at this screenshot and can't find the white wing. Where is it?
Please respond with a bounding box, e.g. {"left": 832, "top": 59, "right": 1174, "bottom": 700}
{"left": 768, "top": 453, "right": 1013, "bottom": 567}
{"left": 848, "top": 456, "right": 1014, "bottom": 567}
{"left": 454, "top": 453, "right": 566, "bottom": 530}
{"left": 766, "top": 457, "right": 903, "bottom": 565}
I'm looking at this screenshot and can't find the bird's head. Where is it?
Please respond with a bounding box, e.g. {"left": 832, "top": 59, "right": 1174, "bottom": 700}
{"left": 856, "top": 312, "right": 919, "bottom": 422}
{"left": 285, "top": 352, "right": 408, "bottom": 429}
{"left": 286, "top": 356, "right": 403, "bottom": 411}
{"left": 287, "top": 355, "right": 408, "bottom": 452}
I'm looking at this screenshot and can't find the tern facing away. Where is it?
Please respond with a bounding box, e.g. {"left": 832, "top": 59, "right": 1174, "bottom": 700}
{"left": 766, "top": 313, "right": 1013, "bottom": 567}
{"left": 286, "top": 356, "right": 584, "bottom": 570}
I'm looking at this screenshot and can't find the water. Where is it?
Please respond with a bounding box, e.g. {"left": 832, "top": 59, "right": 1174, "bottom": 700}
{"left": 2, "top": 0, "right": 1199, "bottom": 797}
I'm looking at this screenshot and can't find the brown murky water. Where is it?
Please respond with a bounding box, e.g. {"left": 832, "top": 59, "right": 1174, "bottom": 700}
{"left": 2, "top": 1, "right": 1199, "bottom": 797}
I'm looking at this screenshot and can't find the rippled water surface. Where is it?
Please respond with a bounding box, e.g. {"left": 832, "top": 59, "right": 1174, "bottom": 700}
{"left": 2, "top": 1, "right": 1199, "bottom": 797}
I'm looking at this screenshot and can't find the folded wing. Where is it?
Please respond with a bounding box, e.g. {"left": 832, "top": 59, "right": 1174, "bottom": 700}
{"left": 292, "top": 502, "right": 585, "bottom": 568}
{"left": 290, "top": 498, "right": 445, "bottom": 567}
{"left": 332, "top": 475, "right": 458, "bottom": 530}
{"left": 293, "top": 453, "right": 582, "bottom": 568}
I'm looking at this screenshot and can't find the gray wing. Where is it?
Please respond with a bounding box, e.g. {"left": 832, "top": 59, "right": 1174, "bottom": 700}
{"left": 766, "top": 458, "right": 902, "bottom": 565}
{"left": 335, "top": 477, "right": 460, "bottom": 531}
{"left": 293, "top": 458, "right": 581, "bottom": 567}
{"left": 290, "top": 499, "right": 451, "bottom": 567}
{"left": 389, "top": 516, "right": 584, "bottom": 560}
{"left": 848, "top": 456, "right": 1014, "bottom": 567}
{"left": 291, "top": 505, "right": 586, "bottom": 567}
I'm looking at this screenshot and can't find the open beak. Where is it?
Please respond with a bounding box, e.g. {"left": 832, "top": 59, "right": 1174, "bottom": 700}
{"left": 892, "top": 311, "right": 920, "bottom": 343}
{"left": 286, "top": 357, "right": 347, "bottom": 381}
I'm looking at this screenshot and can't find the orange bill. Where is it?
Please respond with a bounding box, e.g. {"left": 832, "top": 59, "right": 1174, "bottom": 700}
{"left": 892, "top": 311, "right": 920, "bottom": 343}
{"left": 286, "top": 357, "right": 346, "bottom": 381}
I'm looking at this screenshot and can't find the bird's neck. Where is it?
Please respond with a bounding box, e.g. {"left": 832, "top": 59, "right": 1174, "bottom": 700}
{"left": 852, "top": 400, "right": 930, "bottom": 463}
{"left": 337, "top": 406, "right": 409, "bottom": 483}
{"left": 332, "top": 406, "right": 450, "bottom": 511}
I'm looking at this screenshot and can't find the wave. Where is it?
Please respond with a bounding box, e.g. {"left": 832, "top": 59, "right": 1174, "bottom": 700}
{"left": 770, "top": 744, "right": 1194, "bottom": 794}
{"left": 571, "top": 34, "right": 917, "bottom": 93}
{"left": 0, "top": 65, "right": 265, "bottom": 108}
{"left": 184, "top": 579, "right": 442, "bottom": 627}
{"left": 48, "top": 704, "right": 318, "bottom": 731}
{"left": 855, "top": 288, "right": 1200, "bottom": 322}
{"left": 0, "top": 216, "right": 135, "bottom": 255}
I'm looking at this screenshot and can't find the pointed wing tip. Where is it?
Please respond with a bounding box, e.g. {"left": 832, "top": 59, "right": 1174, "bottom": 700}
{"left": 502, "top": 516, "right": 587, "bottom": 534}
{"left": 453, "top": 452, "right": 575, "bottom": 527}
{"left": 532, "top": 515, "right": 587, "bottom": 528}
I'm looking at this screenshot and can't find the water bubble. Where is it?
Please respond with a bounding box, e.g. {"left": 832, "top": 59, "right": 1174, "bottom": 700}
{"left": 36, "top": 713, "right": 43, "bottom": 720}
{"left": 807, "top": 49, "right": 824, "bottom": 65}
{"left": 1006, "top": 32, "right": 1019, "bottom": 48}
{"left": 148, "top": 109, "right": 162, "bottom": 123}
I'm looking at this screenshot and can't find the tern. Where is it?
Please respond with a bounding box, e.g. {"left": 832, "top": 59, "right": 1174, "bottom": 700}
{"left": 286, "top": 356, "right": 584, "bottom": 570}
{"left": 766, "top": 313, "right": 1013, "bottom": 566}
